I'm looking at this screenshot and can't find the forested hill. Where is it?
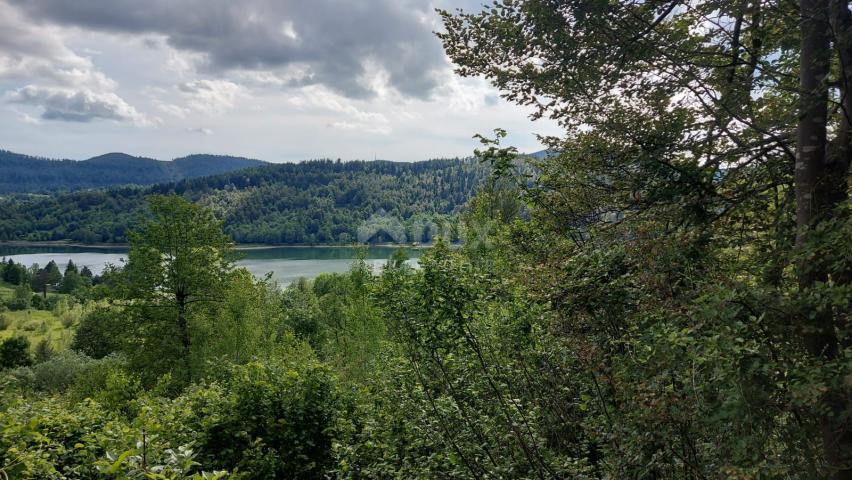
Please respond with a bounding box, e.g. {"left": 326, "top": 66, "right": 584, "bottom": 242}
{"left": 0, "top": 150, "right": 266, "bottom": 193}
{"left": 0, "top": 158, "right": 487, "bottom": 244}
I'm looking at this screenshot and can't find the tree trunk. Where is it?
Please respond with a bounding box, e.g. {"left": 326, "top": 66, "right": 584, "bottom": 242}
{"left": 829, "top": 0, "right": 852, "bottom": 211}
{"left": 797, "top": 1, "right": 851, "bottom": 477}
{"left": 796, "top": 0, "right": 830, "bottom": 255}
{"left": 176, "top": 292, "right": 192, "bottom": 381}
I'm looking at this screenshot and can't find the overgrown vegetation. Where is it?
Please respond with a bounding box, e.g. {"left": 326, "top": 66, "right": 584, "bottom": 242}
{"left": 2, "top": 1, "right": 851, "bottom": 479}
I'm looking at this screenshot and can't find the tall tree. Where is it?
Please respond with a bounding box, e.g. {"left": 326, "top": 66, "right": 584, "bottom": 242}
{"left": 43, "top": 261, "right": 62, "bottom": 285}
{"left": 2, "top": 260, "right": 25, "bottom": 286}
{"left": 63, "top": 259, "right": 78, "bottom": 276}
{"left": 796, "top": 0, "right": 852, "bottom": 474}
{"left": 120, "top": 195, "right": 235, "bottom": 383}
{"left": 440, "top": 0, "right": 850, "bottom": 476}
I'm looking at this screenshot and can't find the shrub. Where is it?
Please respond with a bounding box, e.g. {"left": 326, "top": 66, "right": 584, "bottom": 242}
{"left": 30, "top": 294, "right": 47, "bottom": 310}
{"left": 43, "top": 295, "right": 61, "bottom": 312}
{"left": 91, "top": 368, "right": 141, "bottom": 414}
{"left": 52, "top": 296, "right": 70, "bottom": 317}
{"left": 0, "top": 394, "right": 225, "bottom": 479}
{"left": 5, "top": 297, "right": 29, "bottom": 311}
{"left": 60, "top": 311, "right": 77, "bottom": 328}
{"left": 0, "top": 337, "right": 32, "bottom": 370}
{"left": 185, "top": 358, "right": 348, "bottom": 479}
{"left": 0, "top": 397, "right": 115, "bottom": 479}
{"left": 8, "top": 351, "right": 97, "bottom": 393}
{"left": 72, "top": 307, "right": 124, "bottom": 359}
{"left": 0, "top": 314, "right": 9, "bottom": 330}
{"left": 34, "top": 339, "right": 54, "bottom": 363}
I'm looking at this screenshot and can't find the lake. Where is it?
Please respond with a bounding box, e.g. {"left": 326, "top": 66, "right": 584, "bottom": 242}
{"left": 0, "top": 245, "right": 421, "bottom": 286}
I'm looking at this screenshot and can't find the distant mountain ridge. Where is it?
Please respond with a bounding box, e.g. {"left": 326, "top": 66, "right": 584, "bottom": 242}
{"left": 0, "top": 150, "right": 266, "bottom": 193}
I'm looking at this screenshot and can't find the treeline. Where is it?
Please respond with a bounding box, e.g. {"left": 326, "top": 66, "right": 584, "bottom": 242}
{"left": 0, "top": 150, "right": 265, "bottom": 193}
{"left": 1, "top": 258, "right": 99, "bottom": 308}
{"left": 0, "top": 158, "right": 486, "bottom": 244}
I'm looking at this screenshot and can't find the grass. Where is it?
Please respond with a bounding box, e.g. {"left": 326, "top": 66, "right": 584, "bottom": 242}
{"left": 0, "top": 282, "right": 14, "bottom": 301}
{"left": 0, "top": 281, "right": 79, "bottom": 351}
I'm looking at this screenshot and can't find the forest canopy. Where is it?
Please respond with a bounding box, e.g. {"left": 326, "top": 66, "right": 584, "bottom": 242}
{"left": 0, "top": 158, "right": 488, "bottom": 244}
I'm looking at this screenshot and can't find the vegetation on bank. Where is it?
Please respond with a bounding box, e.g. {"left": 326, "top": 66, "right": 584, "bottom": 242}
{"left": 0, "top": 260, "right": 102, "bottom": 352}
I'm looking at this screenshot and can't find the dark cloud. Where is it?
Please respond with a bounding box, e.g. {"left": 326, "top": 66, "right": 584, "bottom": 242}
{"left": 6, "top": 85, "right": 149, "bottom": 124}
{"left": 7, "top": 0, "right": 449, "bottom": 99}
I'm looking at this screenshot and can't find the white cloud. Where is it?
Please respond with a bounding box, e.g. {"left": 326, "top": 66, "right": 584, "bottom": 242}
{"left": 6, "top": 85, "right": 153, "bottom": 125}
{"left": 434, "top": 76, "right": 496, "bottom": 114}
{"left": 178, "top": 79, "right": 244, "bottom": 114}
{"left": 0, "top": 2, "right": 114, "bottom": 90}
{"left": 0, "top": 2, "right": 153, "bottom": 128}
{"left": 0, "top": 0, "right": 561, "bottom": 161}
{"left": 7, "top": 0, "right": 449, "bottom": 99}
{"left": 291, "top": 85, "right": 392, "bottom": 135}
{"left": 7, "top": 106, "right": 41, "bottom": 125}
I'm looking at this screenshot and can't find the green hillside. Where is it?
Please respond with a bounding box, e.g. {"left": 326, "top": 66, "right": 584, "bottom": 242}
{"left": 0, "top": 158, "right": 487, "bottom": 244}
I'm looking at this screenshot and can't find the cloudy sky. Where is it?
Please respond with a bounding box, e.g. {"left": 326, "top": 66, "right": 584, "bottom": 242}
{"left": 0, "top": 0, "right": 560, "bottom": 162}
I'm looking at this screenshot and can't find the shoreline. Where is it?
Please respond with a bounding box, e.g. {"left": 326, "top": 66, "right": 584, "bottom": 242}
{"left": 0, "top": 240, "right": 437, "bottom": 251}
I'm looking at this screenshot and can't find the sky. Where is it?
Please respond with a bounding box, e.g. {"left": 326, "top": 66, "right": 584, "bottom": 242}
{"left": 0, "top": 0, "right": 561, "bottom": 163}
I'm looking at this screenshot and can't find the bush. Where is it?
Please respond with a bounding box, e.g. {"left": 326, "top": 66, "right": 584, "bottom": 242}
{"left": 0, "top": 314, "right": 9, "bottom": 330}
{"left": 72, "top": 307, "right": 124, "bottom": 359}
{"left": 8, "top": 351, "right": 95, "bottom": 393}
{"left": 30, "top": 294, "right": 47, "bottom": 310}
{"left": 34, "top": 339, "right": 54, "bottom": 362}
{"left": 60, "top": 311, "right": 77, "bottom": 328}
{"left": 0, "top": 394, "right": 225, "bottom": 479}
{"left": 185, "top": 358, "right": 348, "bottom": 479}
{"left": 5, "top": 297, "right": 29, "bottom": 311}
{"left": 0, "top": 397, "right": 115, "bottom": 479}
{"left": 54, "top": 299, "right": 82, "bottom": 328}
{"left": 68, "top": 355, "right": 130, "bottom": 398}
{"left": 0, "top": 337, "right": 32, "bottom": 370}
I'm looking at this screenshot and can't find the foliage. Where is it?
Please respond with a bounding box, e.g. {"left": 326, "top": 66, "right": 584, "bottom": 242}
{"left": 33, "top": 339, "right": 54, "bottom": 362}
{"left": 184, "top": 358, "right": 349, "bottom": 479}
{"left": 0, "top": 158, "right": 485, "bottom": 244}
{"left": 0, "top": 396, "right": 116, "bottom": 479}
{"left": 7, "top": 351, "right": 97, "bottom": 394}
{"left": 3, "top": 2, "right": 851, "bottom": 475}
{"left": 0, "top": 337, "right": 32, "bottom": 370}
{"left": 118, "top": 195, "right": 235, "bottom": 385}
{"left": 1, "top": 259, "right": 27, "bottom": 286}
{"left": 6, "top": 285, "right": 31, "bottom": 311}
{"left": 432, "top": 1, "right": 852, "bottom": 477}
{"left": 191, "top": 269, "right": 286, "bottom": 377}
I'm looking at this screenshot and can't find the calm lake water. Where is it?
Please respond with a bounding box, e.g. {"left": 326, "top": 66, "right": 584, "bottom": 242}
{"left": 0, "top": 245, "right": 421, "bottom": 286}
